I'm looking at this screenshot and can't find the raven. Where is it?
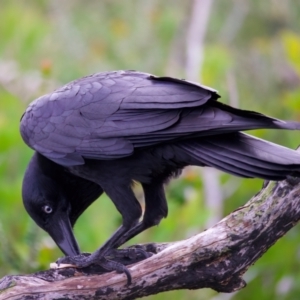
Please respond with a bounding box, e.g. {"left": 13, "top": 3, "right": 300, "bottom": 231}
{"left": 20, "top": 70, "right": 300, "bottom": 282}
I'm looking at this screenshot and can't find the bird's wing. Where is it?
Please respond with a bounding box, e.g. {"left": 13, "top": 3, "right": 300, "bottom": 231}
{"left": 20, "top": 71, "right": 221, "bottom": 165}
{"left": 20, "top": 70, "right": 287, "bottom": 166}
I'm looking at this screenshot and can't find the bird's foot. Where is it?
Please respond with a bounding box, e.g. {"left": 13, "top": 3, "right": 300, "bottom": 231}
{"left": 56, "top": 253, "right": 132, "bottom": 285}
{"left": 56, "top": 247, "right": 153, "bottom": 285}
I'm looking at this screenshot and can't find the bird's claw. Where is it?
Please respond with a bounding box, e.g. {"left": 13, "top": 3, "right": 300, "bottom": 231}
{"left": 56, "top": 251, "right": 134, "bottom": 284}
{"left": 55, "top": 247, "right": 153, "bottom": 285}
{"left": 56, "top": 247, "right": 152, "bottom": 285}
{"left": 101, "top": 258, "right": 132, "bottom": 285}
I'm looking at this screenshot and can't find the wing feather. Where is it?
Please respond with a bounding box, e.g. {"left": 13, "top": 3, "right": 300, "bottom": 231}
{"left": 20, "top": 70, "right": 296, "bottom": 166}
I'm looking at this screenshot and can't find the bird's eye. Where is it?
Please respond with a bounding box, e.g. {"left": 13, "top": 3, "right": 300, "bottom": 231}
{"left": 42, "top": 205, "right": 53, "bottom": 214}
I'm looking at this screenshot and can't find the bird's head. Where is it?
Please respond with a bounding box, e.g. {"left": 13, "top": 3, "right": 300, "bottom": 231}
{"left": 22, "top": 153, "right": 103, "bottom": 256}
{"left": 22, "top": 153, "right": 81, "bottom": 257}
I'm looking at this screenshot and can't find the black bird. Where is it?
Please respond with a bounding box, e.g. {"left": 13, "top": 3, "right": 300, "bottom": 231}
{"left": 20, "top": 70, "right": 300, "bottom": 281}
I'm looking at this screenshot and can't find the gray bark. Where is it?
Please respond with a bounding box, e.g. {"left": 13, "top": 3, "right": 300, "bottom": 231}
{"left": 1, "top": 177, "right": 300, "bottom": 299}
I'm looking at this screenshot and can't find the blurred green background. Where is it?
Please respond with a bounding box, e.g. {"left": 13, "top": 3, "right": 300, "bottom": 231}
{"left": 1, "top": 1, "right": 300, "bottom": 299}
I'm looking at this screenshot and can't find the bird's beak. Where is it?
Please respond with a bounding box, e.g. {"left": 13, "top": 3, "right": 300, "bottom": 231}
{"left": 47, "top": 213, "right": 81, "bottom": 256}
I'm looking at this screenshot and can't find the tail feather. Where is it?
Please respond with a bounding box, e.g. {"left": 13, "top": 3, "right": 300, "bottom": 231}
{"left": 272, "top": 119, "right": 300, "bottom": 130}
{"left": 184, "top": 145, "right": 279, "bottom": 178}
{"left": 209, "top": 101, "right": 300, "bottom": 132}
{"left": 178, "top": 132, "right": 300, "bottom": 180}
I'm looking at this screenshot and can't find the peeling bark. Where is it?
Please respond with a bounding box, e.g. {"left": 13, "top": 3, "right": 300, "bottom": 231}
{"left": 1, "top": 177, "right": 300, "bottom": 300}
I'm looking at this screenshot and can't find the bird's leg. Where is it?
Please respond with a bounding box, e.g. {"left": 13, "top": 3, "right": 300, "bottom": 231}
{"left": 57, "top": 182, "right": 142, "bottom": 282}
{"left": 113, "top": 181, "right": 168, "bottom": 249}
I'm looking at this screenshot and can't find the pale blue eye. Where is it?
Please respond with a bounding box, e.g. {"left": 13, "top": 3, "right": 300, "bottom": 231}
{"left": 43, "top": 205, "right": 53, "bottom": 214}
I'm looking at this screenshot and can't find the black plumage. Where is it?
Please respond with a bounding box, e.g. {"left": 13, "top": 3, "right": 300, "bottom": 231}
{"left": 20, "top": 70, "right": 300, "bottom": 281}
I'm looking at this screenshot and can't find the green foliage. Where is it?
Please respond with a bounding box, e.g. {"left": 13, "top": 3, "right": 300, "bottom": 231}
{"left": 1, "top": 1, "right": 300, "bottom": 299}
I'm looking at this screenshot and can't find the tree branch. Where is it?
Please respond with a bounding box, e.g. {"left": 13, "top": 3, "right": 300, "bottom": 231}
{"left": 1, "top": 177, "right": 300, "bottom": 300}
